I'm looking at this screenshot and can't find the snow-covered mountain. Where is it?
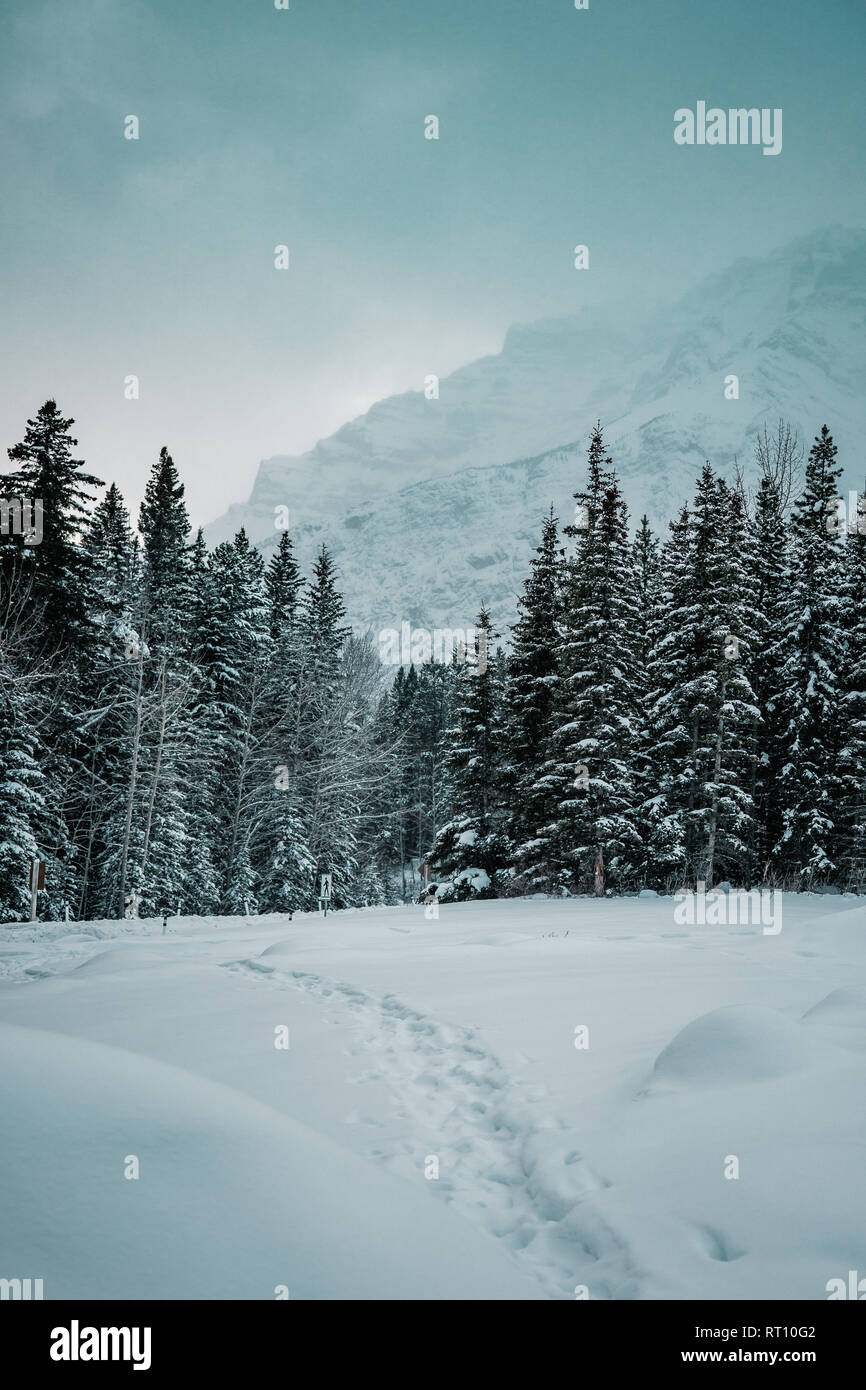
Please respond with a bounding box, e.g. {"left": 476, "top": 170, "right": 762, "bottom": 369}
{"left": 207, "top": 225, "right": 866, "bottom": 633}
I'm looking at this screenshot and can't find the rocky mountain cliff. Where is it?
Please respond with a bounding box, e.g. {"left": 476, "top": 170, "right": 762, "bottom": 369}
{"left": 207, "top": 226, "right": 866, "bottom": 633}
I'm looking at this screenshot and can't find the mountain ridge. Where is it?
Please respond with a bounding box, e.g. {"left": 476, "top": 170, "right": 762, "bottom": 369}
{"left": 207, "top": 224, "right": 866, "bottom": 632}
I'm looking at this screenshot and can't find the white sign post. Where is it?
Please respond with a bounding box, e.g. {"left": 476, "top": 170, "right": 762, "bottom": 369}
{"left": 318, "top": 873, "right": 332, "bottom": 918}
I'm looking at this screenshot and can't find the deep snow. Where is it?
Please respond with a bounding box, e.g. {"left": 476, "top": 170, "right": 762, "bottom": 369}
{"left": 1, "top": 894, "right": 864, "bottom": 1300}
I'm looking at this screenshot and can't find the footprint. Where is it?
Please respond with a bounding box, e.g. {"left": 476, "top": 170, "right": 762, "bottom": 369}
{"left": 694, "top": 1224, "right": 746, "bottom": 1263}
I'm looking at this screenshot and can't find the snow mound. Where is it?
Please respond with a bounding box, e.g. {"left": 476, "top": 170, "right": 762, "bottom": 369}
{"left": 259, "top": 939, "right": 296, "bottom": 959}
{"left": 0, "top": 1023, "right": 544, "bottom": 1300}
{"left": 73, "top": 945, "right": 166, "bottom": 973}
{"left": 802, "top": 987, "right": 866, "bottom": 1028}
{"left": 652, "top": 1006, "right": 814, "bottom": 1088}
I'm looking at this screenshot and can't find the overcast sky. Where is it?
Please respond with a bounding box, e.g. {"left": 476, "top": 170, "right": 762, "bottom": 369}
{"left": 1, "top": 0, "right": 864, "bottom": 526}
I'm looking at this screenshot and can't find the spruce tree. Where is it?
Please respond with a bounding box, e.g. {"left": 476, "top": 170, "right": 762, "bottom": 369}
{"left": 775, "top": 426, "right": 845, "bottom": 884}
{"left": 432, "top": 607, "right": 506, "bottom": 890}
{"left": 641, "top": 506, "right": 693, "bottom": 885}
{"left": 138, "top": 446, "right": 191, "bottom": 656}
{"left": 527, "top": 427, "right": 641, "bottom": 892}
{"left": 749, "top": 474, "right": 790, "bottom": 879}
{"left": 0, "top": 640, "right": 45, "bottom": 920}
{"left": 836, "top": 502, "right": 866, "bottom": 885}
{"left": 199, "top": 531, "right": 269, "bottom": 911}
{"left": 256, "top": 531, "right": 313, "bottom": 914}
{"left": 1, "top": 400, "right": 102, "bottom": 653}
{"left": 548, "top": 433, "right": 642, "bottom": 892}
{"left": 644, "top": 469, "right": 759, "bottom": 889}
{"left": 505, "top": 509, "right": 564, "bottom": 857}
{"left": 76, "top": 484, "right": 140, "bottom": 918}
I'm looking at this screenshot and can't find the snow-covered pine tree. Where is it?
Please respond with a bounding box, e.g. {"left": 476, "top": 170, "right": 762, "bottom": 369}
{"left": 641, "top": 506, "right": 692, "bottom": 886}
{"left": 0, "top": 402, "right": 105, "bottom": 915}
{"left": 406, "top": 660, "right": 452, "bottom": 882}
{"left": 186, "top": 527, "right": 210, "bottom": 658}
{"left": 559, "top": 435, "right": 642, "bottom": 891}
{"left": 523, "top": 433, "right": 615, "bottom": 889}
{"left": 204, "top": 530, "right": 269, "bottom": 912}
{"left": 699, "top": 479, "right": 761, "bottom": 886}
{"left": 260, "top": 528, "right": 306, "bottom": 776}
{"left": 775, "top": 426, "right": 846, "bottom": 885}
{"left": 431, "top": 606, "right": 506, "bottom": 892}
{"left": 531, "top": 426, "right": 642, "bottom": 893}
{"left": 341, "top": 636, "right": 406, "bottom": 905}
{"left": 381, "top": 664, "right": 420, "bottom": 896}
{"left": 504, "top": 509, "right": 564, "bottom": 862}
{"left": 838, "top": 512, "right": 866, "bottom": 887}
{"left": 376, "top": 659, "right": 454, "bottom": 899}
{"left": 0, "top": 400, "right": 102, "bottom": 653}
{"left": 180, "top": 525, "right": 221, "bottom": 914}
{"left": 120, "top": 448, "right": 196, "bottom": 917}
{"left": 301, "top": 545, "right": 351, "bottom": 675}
{"left": 76, "top": 484, "right": 142, "bottom": 919}
{"left": 292, "top": 545, "right": 361, "bottom": 906}
{"left": 632, "top": 515, "right": 661, "bottom": 675}
{"left": 138, "top": 447, "right": 192, "bottom": 655}
{"left": 0, "top": 622, "right": 46, "bottom": 921}
{"left": 352, "top": 682, "right": 404, "bottom": 902}
{"left": 255, "top": 529, "right": 313, "bottom": 913}
{"left": 265, "top": 528, "right": 305, "bottom": 643}
{"left": 83, "top": 483, "right": 138, "bottom": 638}
{"left": 748, "top": 472, "right": 790, "bottom": 880}
{"left": 630, "top": 514, "right": 663, "bottom": 876}
{"left": 644, "top": 467, "right": 759, "bottom": 889}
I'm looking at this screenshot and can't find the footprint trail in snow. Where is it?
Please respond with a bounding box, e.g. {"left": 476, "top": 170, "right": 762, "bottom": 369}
{"left": 221, "top": 956, "right": 637, "bottom": 1299}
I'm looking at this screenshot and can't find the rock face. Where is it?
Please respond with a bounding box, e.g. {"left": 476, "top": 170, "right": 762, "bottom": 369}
{"left": 207, "top": 225, "right": 866, "bottom": 633}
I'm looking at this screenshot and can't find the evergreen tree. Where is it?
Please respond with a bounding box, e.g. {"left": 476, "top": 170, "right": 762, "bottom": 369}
{"left": 256, "top": 531, "right": 313, "bottom": 913}
{"left": 1, "top": 402, "right": 104, "bottom": 914}
{"left": 539, "top": 430, "right": 643, "bottom": 892}
{"left": 138, "top": 447, "right": 191, "bottom": 655}
{"left": 302, "top": 545, "right": 350, "bottom": 666}
{"left": 630, "top": 514, "right": 663, "bottom": 871}
{"left": 644, "top": 468, "right": 759, "bottom": 888}
{"left": 632, "top": 515, "right": 661, "bottom": 675}
{"left": 0, "top": 400, "right": 102, "bottom": 653}
{"left": 295, "top": 546, "right": 357, "bottom": 904}
{"left": 432, "top": 607, "right": 506, "bottom": 889}
{"left": 83, "top": 483, "right": 137, "bottom": 638}
{"left": 775, "top": 427, "right": 845, "bottom": 884}
{"left": 76, "top": 484, "right": 140, "bottom": 918}
{"left": 199, "top": 531, "right": 269, "bottom": 911}
{"left": 641, "top": 506, "right": 693, "bottom": 885}
{"left": 505, "top": 509, "right": 564, "bottom": 857}
{"left": 0, "top": 634, "right": 45, "bottom": 920}
{"left": 266, "top": 529, "right": 305, "bottom": 642}
{"left": 749, "top": 473, "right": 790, "bottom": 879}
{"left": 839, "top": 516, "right": 866, "bottom": 886}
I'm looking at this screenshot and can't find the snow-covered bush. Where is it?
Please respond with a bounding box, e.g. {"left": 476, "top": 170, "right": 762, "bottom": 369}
{"left": 446, "top": 867, "right": 494, "bottom": 902}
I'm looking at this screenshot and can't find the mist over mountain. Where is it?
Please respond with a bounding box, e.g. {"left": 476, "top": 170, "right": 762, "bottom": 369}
{"left": 207, "top": 226, "right": 866, "bottom": 633}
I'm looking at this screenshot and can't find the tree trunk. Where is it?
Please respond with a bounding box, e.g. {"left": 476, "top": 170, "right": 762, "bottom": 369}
{"left": 140, "top": 657, "right": 168, "bottom": 882}
{"left": 594, "top": 844, "right": 604, "bottom": 896}
{"left": 704, "top": 703, "right": 726, "bottom": 889}
{"left": 118, "top": 660, "right": 144, "bottom": 917}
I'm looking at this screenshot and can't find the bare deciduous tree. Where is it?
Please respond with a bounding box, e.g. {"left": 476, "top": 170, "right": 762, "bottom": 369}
{"left": 754, "top": 418, "right": 803, "bottom": 512}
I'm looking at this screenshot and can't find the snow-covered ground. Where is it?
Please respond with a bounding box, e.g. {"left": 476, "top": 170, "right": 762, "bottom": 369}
{"left": 1, "top": 894, "right": 864, "bottom": 1300}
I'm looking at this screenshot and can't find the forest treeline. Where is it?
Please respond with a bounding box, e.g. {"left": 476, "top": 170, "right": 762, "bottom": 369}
{"left": 0, "top": 403, "right": 862, "bottom": 921}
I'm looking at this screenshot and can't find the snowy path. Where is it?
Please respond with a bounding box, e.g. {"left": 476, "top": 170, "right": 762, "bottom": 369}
{"left": 222, "top": 954, "right": 634, "bottom": 1298}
